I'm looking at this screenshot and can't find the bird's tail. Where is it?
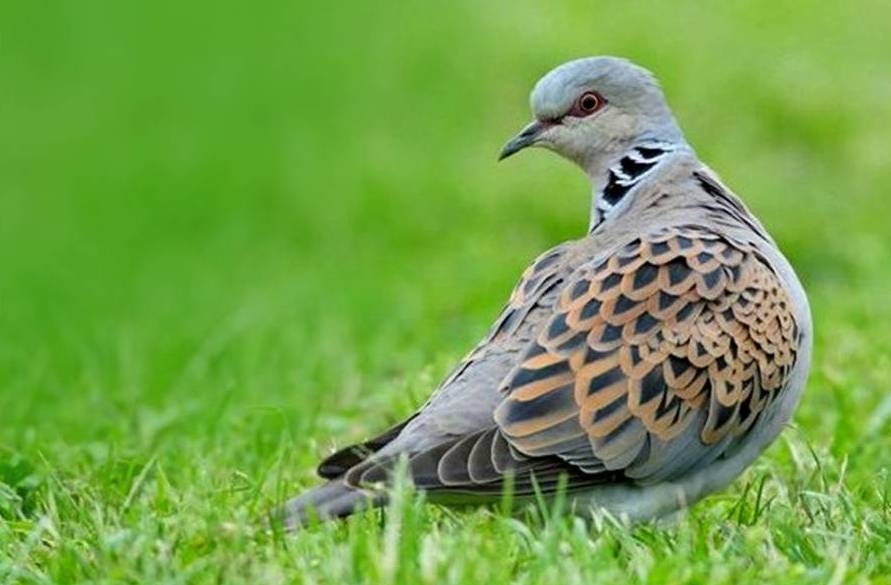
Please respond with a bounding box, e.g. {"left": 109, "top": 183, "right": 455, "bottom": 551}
{"left": 275, "top": 480, "right": 385, "bottom": 529}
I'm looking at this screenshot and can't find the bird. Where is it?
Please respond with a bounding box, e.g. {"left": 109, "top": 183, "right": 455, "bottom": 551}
{"left": 279, "top": 56, "right": 812, "bottom": 528}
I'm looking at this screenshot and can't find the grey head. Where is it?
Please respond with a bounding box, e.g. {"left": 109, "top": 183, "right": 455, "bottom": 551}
{"left": 500, "top": 57, "right": 686, "bottom": 174}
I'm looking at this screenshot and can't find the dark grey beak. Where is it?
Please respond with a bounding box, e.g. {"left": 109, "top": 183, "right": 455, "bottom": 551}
{"left": 498, "top": 120, "right": 548, "bottom": 161}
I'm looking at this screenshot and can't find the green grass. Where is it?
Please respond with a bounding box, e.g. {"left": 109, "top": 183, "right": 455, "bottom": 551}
{"left": 2, "top": 0, "right": 891, "bottom": 582}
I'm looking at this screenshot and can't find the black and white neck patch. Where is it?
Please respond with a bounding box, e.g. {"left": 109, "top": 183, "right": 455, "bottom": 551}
{"left": 592, "top": 142, "right": 676, "bottom": 228}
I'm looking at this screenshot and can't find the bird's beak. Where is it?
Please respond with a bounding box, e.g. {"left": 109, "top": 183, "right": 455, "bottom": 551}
{"left": 498, "top": 120, "right": 548, "bottom": 161}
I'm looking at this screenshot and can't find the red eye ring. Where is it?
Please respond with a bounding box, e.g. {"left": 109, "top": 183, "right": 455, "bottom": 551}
{"left": 570, "top": 91, "right": 605, "bottom": 117}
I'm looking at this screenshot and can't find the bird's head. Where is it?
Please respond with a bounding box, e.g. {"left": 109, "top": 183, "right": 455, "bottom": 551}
{"left": 499, "top": 57, "right": 685, "bottom": 173}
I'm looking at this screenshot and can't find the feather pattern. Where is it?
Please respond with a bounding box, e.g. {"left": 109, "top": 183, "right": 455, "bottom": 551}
{"left": 495, "top": 225, "right": 799, "bottom": 480}
{"left": 593, "top": 142, "right": 676, "bottom": 227}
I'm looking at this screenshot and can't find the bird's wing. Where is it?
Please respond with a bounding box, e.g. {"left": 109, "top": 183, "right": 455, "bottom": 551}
{"left": 494, "top": 225, "right": 800, "bottom": 483}
{"left": 340, "top": 426, "right": 621, "bottom": 498}
{"left": 336, "top": 225, "right": 799, "bottom": 497}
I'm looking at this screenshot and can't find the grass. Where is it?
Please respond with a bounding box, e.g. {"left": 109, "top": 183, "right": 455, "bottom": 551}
{"left": 1, "top": 0, "right": 890, "bottom": 582}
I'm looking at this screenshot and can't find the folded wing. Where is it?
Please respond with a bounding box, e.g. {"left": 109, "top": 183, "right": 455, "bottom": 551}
{"left": 495, "top": 225, "right": 799, "bottom": 484}
{"left": 326, "top": 226, "right": 799, "bottom": 497}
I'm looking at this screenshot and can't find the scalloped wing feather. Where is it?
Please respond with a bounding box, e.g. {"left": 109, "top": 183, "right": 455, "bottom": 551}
{"left": 494, "top": 226, "right": 799, "bottom": 482}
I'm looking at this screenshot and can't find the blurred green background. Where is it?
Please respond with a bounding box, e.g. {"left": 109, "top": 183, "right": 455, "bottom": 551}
{"left": 1, "top": 0, "right": 890, "bottom": 582}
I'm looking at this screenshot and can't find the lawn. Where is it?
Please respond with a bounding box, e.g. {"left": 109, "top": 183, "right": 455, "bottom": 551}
{"left": 2, "top": 0, "right": 890, "bottom": 583}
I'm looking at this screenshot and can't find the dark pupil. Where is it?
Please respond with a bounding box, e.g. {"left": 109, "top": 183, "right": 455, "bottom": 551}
{"left": 582, "top": 95, "right": 598, "bottom": 110}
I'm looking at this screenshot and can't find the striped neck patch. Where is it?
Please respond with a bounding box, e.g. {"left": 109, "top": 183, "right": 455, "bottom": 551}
{"left": 592, "top": 142, "right": 676, "bottom": 228}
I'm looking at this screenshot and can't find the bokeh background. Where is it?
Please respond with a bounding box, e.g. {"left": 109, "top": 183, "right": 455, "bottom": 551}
{"left": 2, "top": 0, "right": 890, "bottom": 582}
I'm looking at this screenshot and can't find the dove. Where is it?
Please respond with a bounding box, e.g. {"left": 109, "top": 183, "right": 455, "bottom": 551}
{"left": 280, "top": 56, "right": 812, "bottom": 528}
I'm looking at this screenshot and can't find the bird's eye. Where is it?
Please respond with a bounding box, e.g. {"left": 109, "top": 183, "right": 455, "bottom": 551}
{"left": 571, "top": 91, "right": 605, "bottom": 117}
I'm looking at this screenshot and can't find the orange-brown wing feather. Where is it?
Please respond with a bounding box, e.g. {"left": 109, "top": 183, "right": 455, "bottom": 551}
{"left": 494, "top": 226, "right": 799, "bottom": 481}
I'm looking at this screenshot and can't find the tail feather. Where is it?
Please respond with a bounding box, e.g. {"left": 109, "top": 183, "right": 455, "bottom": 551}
{"left": 277, "top": 480, "right": 385, "bottom": 529}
